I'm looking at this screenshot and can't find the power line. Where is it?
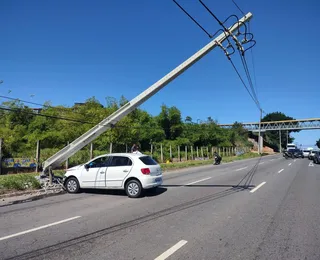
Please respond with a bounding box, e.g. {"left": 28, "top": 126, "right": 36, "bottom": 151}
{"left": 230, "top": 0, "right": 259, "bottom": 102}
{"left": 227, "top": 58, "right": 261, "bottom": 110}
{"left": 231, "top": 0, "right": 245, "bottom": 16}
{"left": 0, "top": 105, "right": 93, "bottom": 125}
{"left": 172, "top": 0, "right": 212, "bottom": 38}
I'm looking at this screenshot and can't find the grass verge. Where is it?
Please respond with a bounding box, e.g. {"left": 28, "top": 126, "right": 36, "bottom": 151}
{"left": 161, "top": 152, "right": 265, "bottom": 171}
{"left": 0, "top": 173, "right": 41, "bottom": 194}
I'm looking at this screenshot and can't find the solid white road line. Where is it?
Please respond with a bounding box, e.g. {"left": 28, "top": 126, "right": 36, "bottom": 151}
{"left": 259, "top": 162, "right": 265, "bottom": 165}
{"left": 288, "top": 163, "right": 292, "bottom": 166}
{"left": 235, "top": 166, "right": 248, "bottom": 171}
{"left": 0, "top": 216, "right": 81, "bottom": 241}
{"left": 278, "top": 169, "right": 284, "bottom": 173}
{"left": 250, "top": 182, "right": 266, "bottom": 193}
{"left": 154, "top": 240, "right": 188, "bottom": 260}
{"left": 185, "top": 177, "right": 211, "bottom": 186}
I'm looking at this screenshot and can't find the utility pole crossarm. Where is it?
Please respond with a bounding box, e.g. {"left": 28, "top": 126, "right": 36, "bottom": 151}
{"left": 42, "top": 12, "right": 253, "bottom": 173}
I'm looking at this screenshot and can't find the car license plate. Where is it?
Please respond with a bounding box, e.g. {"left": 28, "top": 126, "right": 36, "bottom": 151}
{"left": 155, "top": 177, "right": 162, "bottom": 182}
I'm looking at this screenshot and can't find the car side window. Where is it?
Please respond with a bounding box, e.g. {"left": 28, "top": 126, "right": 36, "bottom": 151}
{"left": 110, "top": 156, "right": 132, "bottom": 167}
{"left": 88, "top": 156, "right": 109, "bottom": 168}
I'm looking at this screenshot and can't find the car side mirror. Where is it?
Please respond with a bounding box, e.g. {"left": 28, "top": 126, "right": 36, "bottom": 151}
{"left": 84, "top": 164, "right": 89, "bottom": 170}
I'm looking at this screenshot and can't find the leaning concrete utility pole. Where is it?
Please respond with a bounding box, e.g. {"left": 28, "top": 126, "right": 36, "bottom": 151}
{"left": 42, "top": 13, "right": 253, "bottom": 178}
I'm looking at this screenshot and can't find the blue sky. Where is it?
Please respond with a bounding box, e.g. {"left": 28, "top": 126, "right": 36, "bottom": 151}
{"left": 1, "top": 0, "right": 319, "bottom": 147}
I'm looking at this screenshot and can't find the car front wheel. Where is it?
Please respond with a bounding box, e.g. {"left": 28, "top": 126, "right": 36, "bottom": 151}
{"left": 125, "top": 180, "right": 142, "bottom": 198}
{"left": 65, "top": 177, "right": 80, "bottom": 193}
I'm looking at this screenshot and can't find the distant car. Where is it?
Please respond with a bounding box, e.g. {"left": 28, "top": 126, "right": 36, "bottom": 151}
{"left": 313, "top": 151, "right": 320, "bottom": 164}
{"left": 288, "top": 149, "right": 304, "bottom": 158}
{"left": 308, "top": 151, "right": 317, "bottom": 160}
{"left": 63, "top": 153, "right": 163, "bottom": 198}
{"left": 303, "top": 150, "right": 311, "bottom": 157}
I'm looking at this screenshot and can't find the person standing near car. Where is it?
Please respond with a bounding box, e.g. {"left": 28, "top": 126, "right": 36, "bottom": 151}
{"left": 131, "top": 144, "right": 142, "bottom": 154}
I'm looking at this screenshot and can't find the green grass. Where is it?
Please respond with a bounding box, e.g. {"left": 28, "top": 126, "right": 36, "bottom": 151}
{"left": 0, "top": 173, "right": 41, "bottom": 194}
{"left": 161, "top": 152, "right": 263, "bottom": 171}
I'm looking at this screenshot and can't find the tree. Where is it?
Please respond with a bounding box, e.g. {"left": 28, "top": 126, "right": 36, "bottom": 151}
{"left": 261, "top": 112, "right": 298, "bottom": 151}
{"left": 316, "top": 139, "right": 320, "bottom": 149}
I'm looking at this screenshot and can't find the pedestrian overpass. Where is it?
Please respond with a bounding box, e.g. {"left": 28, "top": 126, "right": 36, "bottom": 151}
{"left": 219, "top": 118, "right": 320, "bottom": 132}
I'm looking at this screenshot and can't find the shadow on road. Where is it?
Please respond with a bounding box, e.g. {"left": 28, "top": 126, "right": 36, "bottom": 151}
{"left": 81, "top": 187, "right": 167, "bottom": 198}
{"left": 162, "top": 184, "right": 255, "bottom": 188}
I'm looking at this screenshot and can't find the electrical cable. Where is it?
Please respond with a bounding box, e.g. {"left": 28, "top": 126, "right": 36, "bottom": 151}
{"left": 172, "top": 0, "right": 213, "bottom": 38}
{"left": 231, "top": 0, "right": 245, "bottom": 16}
{"left": 227, "top": 58, "right": 261, "bottom": 110}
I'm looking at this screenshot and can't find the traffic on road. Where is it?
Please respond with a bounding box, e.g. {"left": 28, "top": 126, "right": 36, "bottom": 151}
{"left": 1, "top": 154, "right": 320, "bottom": 260}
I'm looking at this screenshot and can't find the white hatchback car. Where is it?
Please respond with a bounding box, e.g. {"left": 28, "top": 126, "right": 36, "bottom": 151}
{"left": 63, "top": 153, "right": 163, "bottom": 198}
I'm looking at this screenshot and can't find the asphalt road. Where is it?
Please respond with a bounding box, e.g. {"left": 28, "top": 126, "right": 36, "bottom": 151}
{"left": 1, "top": 155, "right": 320, "bottom": 260}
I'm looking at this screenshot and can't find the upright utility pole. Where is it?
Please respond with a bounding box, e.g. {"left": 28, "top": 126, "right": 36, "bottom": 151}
{"left": 258, "top": 109, "right": 262, "bottom": 154}
{"left": 0, "top": 138, "right": 2, "bottom": 175}
{"left": 287, "top": 130, "right": 289, "bottom": 146}
{"left": 279, "top": 130, "right": 282, "bottom": 152}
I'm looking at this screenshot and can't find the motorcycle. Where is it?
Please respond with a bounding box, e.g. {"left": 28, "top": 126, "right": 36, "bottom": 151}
{"left": 214, "top": 154, "right": 222, "bottom": 165}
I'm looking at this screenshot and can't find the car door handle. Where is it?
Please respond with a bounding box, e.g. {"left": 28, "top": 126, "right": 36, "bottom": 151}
{"left": 100, "top": 171, "right": 105, "bottom": 174}
{"left": 123, "top": 170, "right": 129, "bottom": 173}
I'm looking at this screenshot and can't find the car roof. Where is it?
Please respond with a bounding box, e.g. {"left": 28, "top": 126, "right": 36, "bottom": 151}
{"left": 94, "top": 153, "right": 147, "bottom": 159}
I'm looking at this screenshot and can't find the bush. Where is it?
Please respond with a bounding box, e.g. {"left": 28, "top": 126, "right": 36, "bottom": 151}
{"left": 0, "top": 173, "right": 41, "bottom": 192}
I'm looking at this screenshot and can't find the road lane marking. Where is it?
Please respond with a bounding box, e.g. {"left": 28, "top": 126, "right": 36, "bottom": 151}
{"left": 288, "top": 163, "right": 292, "bottom": 166}
{"left": 294, "top": 159, "right": 297, "bottom": 162}
{"left": 270, "top": 159, "right": 274, "bottom": 162}
{"left": 0, "top": 216, "right": 81, "bottom": 241}
{"left": 259, "top": 162, "right": 265, "bottom": 165}
{"left": 250, "top": 182, "right": 266, "bottom": 193}
{"left": 155, "top": 240, "right": 188, "bottom": 260}
{"left": 235, "top": 166, "right": 248, "bottom": 171}
{"left": 309, "top": 162, "right": 314, "bottom": 167}
{"left": 278, "top": 169, "right": 284, "bottom": 173}
{"left": 185, "top": 177, "right": 211, "bottom": 186}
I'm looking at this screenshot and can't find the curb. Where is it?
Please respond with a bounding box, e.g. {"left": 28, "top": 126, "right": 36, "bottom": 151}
{"left": 0, "top": 190, "right": 66, "bottom": 208}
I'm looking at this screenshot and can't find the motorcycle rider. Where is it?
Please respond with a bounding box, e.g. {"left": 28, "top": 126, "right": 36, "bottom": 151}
{"left": 213, "top": 151, "right": 222, "bottom": 165}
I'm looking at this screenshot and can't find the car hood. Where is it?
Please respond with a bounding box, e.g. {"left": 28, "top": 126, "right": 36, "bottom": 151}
{"left": 66, "top": 165, "right": 83, "bottom": 172}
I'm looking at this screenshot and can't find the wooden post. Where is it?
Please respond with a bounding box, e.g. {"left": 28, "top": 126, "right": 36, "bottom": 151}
{"left": 201, "top": 147, "right": 204, "bottom": 158}
{"left": 109, "top": 143, "right": 113, "bottom": 153}
{"left": 35, "top": 140, "right": 40, "bottom": 173}
{"left": 185, "top": 146, "right": 188, "bottom": 161}
{"left": 178, "top": 146, "right": 180, "bottom": 161}
{"left": 90, "top": 142, "right": 93, "bottom": 160}
{"left": 207, "top": 147, "right": 209, "bottom": 159}
{"left": 191, "top": 146, "right": 194, "bottom": 160}
{"left": 196, "top": 147, "right": 199, "bottom": 158}
{"left": 0, "top": 138, "right": 2, "bottom": 175}
{"left": 170, "top": 145, "right": 172, "bottom": 159}
{"left": 160, "top": 144, "right": 164, "bottom": 163}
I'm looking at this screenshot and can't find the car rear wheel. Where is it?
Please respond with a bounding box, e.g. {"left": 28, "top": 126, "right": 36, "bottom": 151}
{"left": 65, "top": 177, "right": 80, "bottom": 193}
{"left": 125, "top": 179, "right": 142, "bottom": 198}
